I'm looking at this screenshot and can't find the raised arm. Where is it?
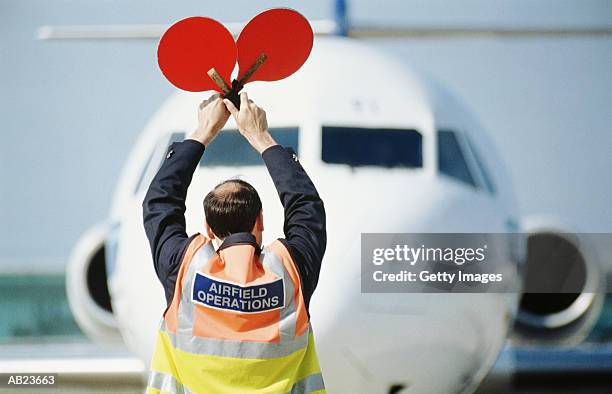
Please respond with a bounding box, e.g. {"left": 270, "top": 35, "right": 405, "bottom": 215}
{"left": 224, "top": 93, "right": 327, "bottom": 309}
{"left": 142, "top": 95, "right": 229, "bottom": 304}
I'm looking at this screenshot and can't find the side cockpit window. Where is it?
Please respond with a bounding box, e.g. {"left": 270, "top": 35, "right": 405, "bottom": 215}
{"left": 322, "top": 126, "right": 422, "bottom": 168}
{"left": 464, "top": 134, "right": 497, "bottom": 195}
{"left": 437, "top": 130, "right": 477, "bottom": 188}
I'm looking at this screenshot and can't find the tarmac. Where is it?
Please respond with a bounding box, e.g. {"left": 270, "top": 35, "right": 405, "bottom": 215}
{"left": 1, "top": 342, "right": 612, "bottom": 393}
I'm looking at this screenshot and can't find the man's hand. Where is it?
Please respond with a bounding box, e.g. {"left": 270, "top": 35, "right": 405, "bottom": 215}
{"left": 224, "top": 92, "right": 277, "bottom": 154}
{"left": 188, "top": 94, "right": 230, "bottom": 146}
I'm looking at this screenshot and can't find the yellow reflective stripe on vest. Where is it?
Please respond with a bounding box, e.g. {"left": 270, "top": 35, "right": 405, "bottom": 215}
{"left": 149, "top": 329, "right": 324, "bottom": 394}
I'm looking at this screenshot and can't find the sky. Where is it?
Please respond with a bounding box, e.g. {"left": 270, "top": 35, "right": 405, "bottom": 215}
{"left": 0, "top": 0, "right": 611, "bottom": 272}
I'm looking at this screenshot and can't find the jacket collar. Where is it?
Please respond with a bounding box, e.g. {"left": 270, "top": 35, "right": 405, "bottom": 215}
{"left": 217, "top": 232, "right": 261, "bottom": 256}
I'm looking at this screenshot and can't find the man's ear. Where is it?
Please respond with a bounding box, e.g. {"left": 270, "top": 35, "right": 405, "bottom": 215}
{"left": 255, "top": 210, "right": 264, "bottom": 232}
{"left": 205, "top": 220, "right": 216, "bottom": 239}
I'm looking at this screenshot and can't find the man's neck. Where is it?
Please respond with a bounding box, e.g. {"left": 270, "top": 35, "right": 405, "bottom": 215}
{"left": 211, "top": 237, "right": 224, "bottom": 251}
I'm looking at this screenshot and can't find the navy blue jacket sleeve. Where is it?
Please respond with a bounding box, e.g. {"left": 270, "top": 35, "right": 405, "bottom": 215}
{"left": 262, "top": 145, "right": 327, "bottom": 310}
{"left": 142, "top": 139, "right": 205, "bottom": 305}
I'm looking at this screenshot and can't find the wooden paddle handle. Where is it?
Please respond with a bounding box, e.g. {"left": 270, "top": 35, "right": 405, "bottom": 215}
{"left": 207, "top": 68, "right": 231, "bottom": 94}
{"left": 238, "top": 53, "right": 268, "bottom": 86}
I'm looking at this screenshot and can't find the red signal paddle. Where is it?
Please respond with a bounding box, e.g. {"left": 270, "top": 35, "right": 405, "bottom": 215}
{"left": 222, "top": 9, "right": 314, "bottom": 108}
{"left": 157, "top": 17, "right": 236, "bottom": 93}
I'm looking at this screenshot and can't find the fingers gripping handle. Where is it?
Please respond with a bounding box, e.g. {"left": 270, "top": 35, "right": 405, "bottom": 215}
{"left": 224, "top": 80, "right": 243, "bottom": 109}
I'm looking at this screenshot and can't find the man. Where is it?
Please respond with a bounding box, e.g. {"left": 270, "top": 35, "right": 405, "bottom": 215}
{"left": 142, "top": 92, "right": 326, "bottom": 394}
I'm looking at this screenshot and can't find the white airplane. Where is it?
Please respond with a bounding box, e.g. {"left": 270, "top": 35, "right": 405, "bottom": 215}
{"left": 65, "top": 35, "right": 520, "bottom": 393}
{"left": 42, "top": 5, "right": 607, "bottom": 394}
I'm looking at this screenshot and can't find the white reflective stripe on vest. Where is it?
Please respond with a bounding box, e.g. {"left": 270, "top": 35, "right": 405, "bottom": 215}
{"left": 148, "top": 370, "right": 192, "bottom": 394}
{"left": 177, "top": 242, "right": 214, "bottom": 336}
{"left": 159, "top": 319, "right": 309, "bottom": 359}
{"left": 260, "top": 248, "right": 297, "bottom": 342}
{"left": 286, "top": 372, "right": 325, "bottom": 394}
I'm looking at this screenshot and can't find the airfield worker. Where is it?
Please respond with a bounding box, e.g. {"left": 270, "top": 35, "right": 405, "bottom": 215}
{"left": 142, "top": 92, "right": 326, "bottom": 394}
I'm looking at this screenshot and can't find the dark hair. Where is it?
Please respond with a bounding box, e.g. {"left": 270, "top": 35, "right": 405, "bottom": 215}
{"left": 203, "top": 179, "right": 262, "bottom": 238}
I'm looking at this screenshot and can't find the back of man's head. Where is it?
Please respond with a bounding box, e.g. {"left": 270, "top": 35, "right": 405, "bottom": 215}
{"left": 203, "top": 179, "right": 262, "bottom": 238}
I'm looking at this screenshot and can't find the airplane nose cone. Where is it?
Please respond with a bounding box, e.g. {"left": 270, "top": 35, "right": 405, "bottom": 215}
{"left": 306, "top": 170, "right": 515, "bottom": 393}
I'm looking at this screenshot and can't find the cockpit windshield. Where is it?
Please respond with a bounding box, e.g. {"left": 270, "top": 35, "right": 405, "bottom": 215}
{"left": 321, "top": 126, "right": 422, "bottom": 168}
{"left": 198, "top": 127, "right": 299, "bottom": 166}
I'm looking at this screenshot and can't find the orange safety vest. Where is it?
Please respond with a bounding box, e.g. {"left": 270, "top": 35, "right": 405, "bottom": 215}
{"left": 146, "top": 234, "right": 325, "bottom": 394}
